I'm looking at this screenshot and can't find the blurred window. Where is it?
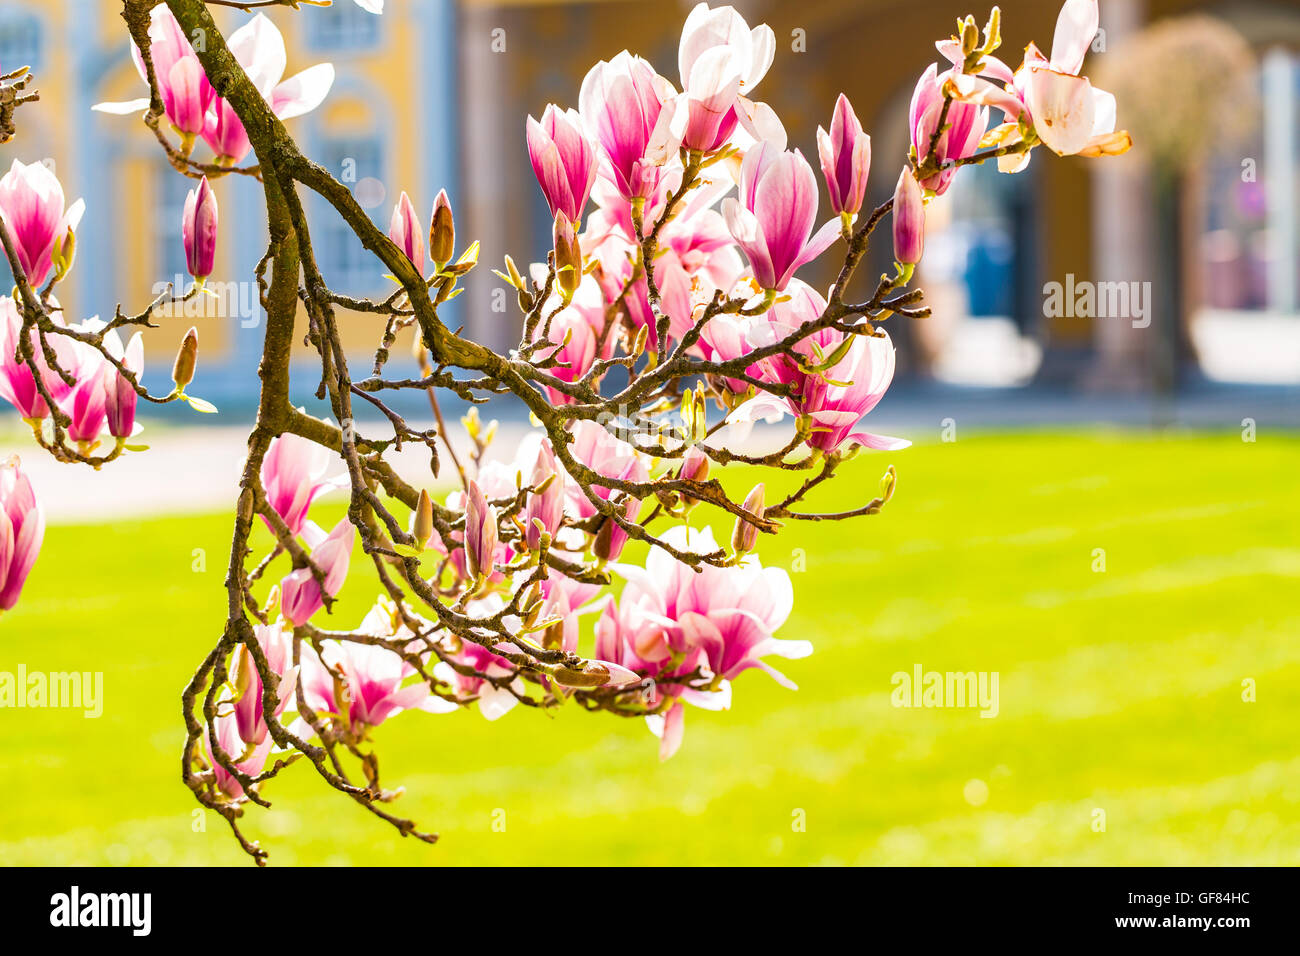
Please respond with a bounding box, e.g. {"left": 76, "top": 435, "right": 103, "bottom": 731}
{"left": 156, "top": 168, "right": 192, "bottom": 288}
{"left": 0, "top": 11, "right": 42, "bottom": 71}
{"left": 924, "top": 156, "right": 1044, "bottom": 386}
{"left": 314, "top": 133, "right": 387, "bottom": 297}
{"left": 1193, "top": 47, "right": 1300, "bottom": 384}
{"left": 305, "top": 2, "right": 381, "bottom": 53}
{"left": 934, "top": 158, "right": 1038, "bottom": 326}
{"left": 1199, "top": 49, "right": 1299, "bottom": 315}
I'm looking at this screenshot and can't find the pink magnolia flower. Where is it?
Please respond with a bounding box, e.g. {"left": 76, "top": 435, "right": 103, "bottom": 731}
{"left": 0, "top": 159, "right": 85, "bottom": 288}
{"left": 530, "top": 292, "right": 602, "bottom": 406}
{"left": 909, "top": 63, "right": 988, "bottom": 195}
{"left": 59, "top": 352, "right": 108, "bottom": 446}
{"left": 698, "top": 307, "right": 769, "bottom": 396}
{"left": 388, "top": 191, "right": 425, "bottom": 275}
{"left": 434, "top": 619, "right": 520, "bottom": 721}
{"left": 670, "top": 2, "right": 777, "bottom": 153}
{"left": 463, "top": 479, "right": 499, "bottom": 582}
{"left": 202, "top": 14, "right": 335, "bottom": 164}
{"left": 593, "top": 495, "right": 639, "bottom": 563}
{"left": 579, "top": 52, "right": 678, "bottom": 203}
{"left": 601, "top": 525, "right": 809, "bottom": 759}
{"left": 280, "top": 519, "right": 354, "bottom": 626}
{"left": 721, "top": 142, "right": 840, "bottom": 292}
{"left": 163, "top": 58, "right": 213, "bottom": 137}
{"left": 594, "top": 596, "right": 694, "bottom": 760}
{"left": 182, "top": 176, "right": 218, "bottom": 282}
{"left": 0, "top": 455, "right": 44, "bottom": 612}
{"left": 730, "top": 281, "right": 909, "bottom": 454}
{"left": 535, "top": 568, "right": 602, "bottom": 654}
{"left": 893, "top": 168, "right": 925, "bottom": 266}
{"left": 230, "top": 620, "right": 299, "bottom": 748}
{"left": 817, "top": 93, "right": 871, "bottom": 217}
{"left": 300, "top": 637, "right": 456, "bottom": 735}
{"left": 103, "top": 330, "right": 143, "bottom": 439}
{"left": 434, "top": 474, "right": 516, "bottom": 586}
{"left": 205, "top": 709, "right": 272, "bottom": 802}
{"left": 92, "top": 6, "right": 214, "bottom": 138}
{"left": 526, "top": 105, "right": 599, "bottom": 224}
{"left": 617, "top": 525, "right": 808, "bottom": 683}
{"left": 0, "top": 298, "right": 80, "bottom": 421}
{"left": 949, "top": 0, "right": 1129, "bottom": 169}
{"left": 260, "top": 431, "right": 344, "bottom": 536}
{"left": 584, "top": 176, "right": 742, "bottom": 354}
{"left": 524, "top": 438, "right": 565, "bottom": 551}
{"left": 563, "top": 419, "right": 649, "bottom": 521}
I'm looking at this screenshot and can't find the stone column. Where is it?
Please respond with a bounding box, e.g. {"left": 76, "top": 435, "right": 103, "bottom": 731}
{"left": 1083, "top": 0, "right": 1153, "bottom": 391}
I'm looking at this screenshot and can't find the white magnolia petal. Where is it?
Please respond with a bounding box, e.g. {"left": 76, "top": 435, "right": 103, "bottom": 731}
{"left": 92, "top": 98, "right": 151, "bottom": 115}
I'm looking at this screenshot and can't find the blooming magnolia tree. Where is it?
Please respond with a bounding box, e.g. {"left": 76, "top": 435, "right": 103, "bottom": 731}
{"left": 0, "top": 0, "right": 1128, "bottom": 863}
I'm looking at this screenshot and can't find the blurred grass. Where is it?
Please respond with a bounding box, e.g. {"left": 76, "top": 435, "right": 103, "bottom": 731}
{"left": 1, "top": 429, "right": 1297, "bottom": 865}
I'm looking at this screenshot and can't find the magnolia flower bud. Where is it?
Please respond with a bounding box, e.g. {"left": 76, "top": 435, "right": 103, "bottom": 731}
{"left": 428, "top": 189, "right": 455, "bottom": 270}
{"left": 960, "top": 16, "right": 979, "bottom": 55}
{"left": 553, "top": 211, "right": 582, "bottom": 299}
{"left": 389, "top": 190, "right": 425, "bottom": 276}
{"left": 182, "top": 175, "right": 218, "bottom": 283}
{"left": 172, "top": 327, "right": 199, "bottom": 391}
{"left": 526, "top": 104, "right": 599, "bottom": 223}
{"left": 593, "top": 497, "right": 637, "bottom": 563}
{"left": 413, "top": 488, "right": 433, "bottom": 551}
{"left": 50, "top": 228, "right": 76, "bottom": 282}
{"left": 103, "top": 330, "right": 143, "bottom": 439}
{"left": 983, "top": 7, "right": 1001, "bottom": 52}
{"left": 280, "top": 519, "right": 354, "bottom": 627}
{"left": 731, "top": 482, "right": 765, "bottom": 556}
{"left": 679, "top": 446, "right": 709, "bottom": 484}
{"left": 463, "top": 479, "right": 498, "bottom": 581}
{"left": 552, "top": 658, "right": 639, "bottom": 688}
{"left": 0, "top": 456, "right": 43, "bottom": 612}
{"left": 677, "top": 446, "right": 709, "bottom": 512}
{"left": 892, "top": 168, "right": 925, "bottom": 267}
{"left": 504, "top": 254, "right": 523, "bottom": 289}
{"left": 817, "top": 93, "right": 871, "bottom": 218}
{"left": 552, "top": 661, "right": 611, "bottom": 688}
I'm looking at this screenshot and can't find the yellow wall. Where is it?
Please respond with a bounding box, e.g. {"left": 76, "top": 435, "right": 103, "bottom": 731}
{"left": 0, "top": 1, "right": 439, "bottom": 369}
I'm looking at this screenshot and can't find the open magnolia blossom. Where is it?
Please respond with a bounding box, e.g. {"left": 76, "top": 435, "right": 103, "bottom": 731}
{"left": 0, "top": 0, "right": 1130, "bottom": 864}
{"left": 94, "top": 7, "right": 334, "bottom": 165}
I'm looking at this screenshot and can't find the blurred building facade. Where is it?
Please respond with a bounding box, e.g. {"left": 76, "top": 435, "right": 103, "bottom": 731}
{"left": 0, "top": 0, "right": 457, "bottom": 408}
{"left": 456, "top": 0, "right": 1300, "bottom": 388}
{"left": 0, "top": 0, "right": 1297, "bottom": 407}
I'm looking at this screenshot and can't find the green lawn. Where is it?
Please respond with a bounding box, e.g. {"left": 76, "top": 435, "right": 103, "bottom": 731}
{"left": 1, "top": 429, "right": 1297, "bottom": 866}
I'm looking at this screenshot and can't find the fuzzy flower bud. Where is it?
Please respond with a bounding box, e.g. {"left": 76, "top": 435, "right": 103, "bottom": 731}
{"left": 172, "top": 327, "right": 199, "bottom": 391}
{"left": 412, "top": 488, "right": 433, "bottom": 552}
{"left": 553, "top": 211, "right": 582, "bottom": 300}
{"left": 731, "top": 482, "right": 765, "bottom": 556}
{"left": 428, "top": 189, "right": 455, "bottom": 270}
